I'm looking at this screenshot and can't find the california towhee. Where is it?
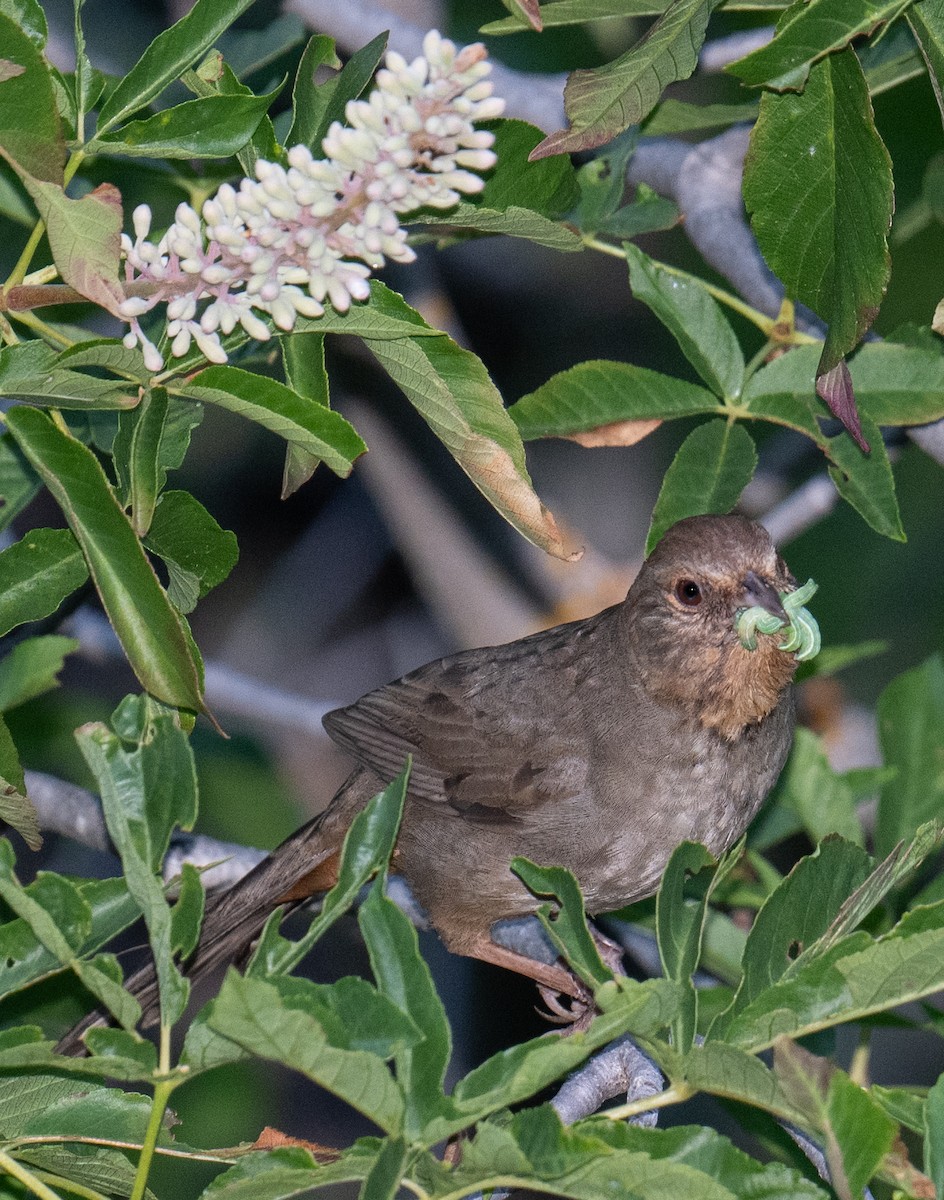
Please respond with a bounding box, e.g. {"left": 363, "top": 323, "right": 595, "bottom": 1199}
{"left": 61, "top": 513, "right": 816, "bottom": 1044}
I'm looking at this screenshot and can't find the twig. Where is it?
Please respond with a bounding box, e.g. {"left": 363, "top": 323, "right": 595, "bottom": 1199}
{"left": 283, "top": 0, "right": 567, "bottom": 132}
{"left": 699, "top": 28, "right": 774, "bottom": 72}
{"left": 64, "top": 609, "right": 337, "bottom": 739}
{"left": 553, "top": 1035, "right": 663, "bottom": 1128}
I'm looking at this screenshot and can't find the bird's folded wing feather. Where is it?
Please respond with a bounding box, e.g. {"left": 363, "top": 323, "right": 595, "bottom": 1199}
{"left": 323, "top": 609, "right": 617, "bottom": 818}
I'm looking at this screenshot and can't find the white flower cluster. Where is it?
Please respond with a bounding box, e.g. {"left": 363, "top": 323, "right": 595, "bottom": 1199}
{"left": 119, "top": 30, "right": 504, "bottom": 371}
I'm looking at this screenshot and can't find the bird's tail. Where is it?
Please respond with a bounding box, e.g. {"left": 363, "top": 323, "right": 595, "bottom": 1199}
{"left": 55, "top": 770, "right": 366, "bottom": 1056}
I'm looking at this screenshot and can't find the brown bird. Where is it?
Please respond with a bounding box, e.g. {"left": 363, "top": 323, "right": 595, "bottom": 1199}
{"left": 60, "top": 513, "right": 807, "bottom": 1046}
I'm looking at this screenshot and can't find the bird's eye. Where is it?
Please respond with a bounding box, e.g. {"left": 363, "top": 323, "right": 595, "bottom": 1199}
{"left": 675, "top": 579, "right": 702, "bottom": 607}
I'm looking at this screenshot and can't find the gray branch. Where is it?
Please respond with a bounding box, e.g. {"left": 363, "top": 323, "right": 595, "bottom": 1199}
{"left": 553, "top": 1035, "right": 663, "bottom": 1127}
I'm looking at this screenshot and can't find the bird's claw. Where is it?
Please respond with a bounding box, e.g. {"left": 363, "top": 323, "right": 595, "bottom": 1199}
{"left": 536, "top": 978, "right": 597, "bottom": 1031}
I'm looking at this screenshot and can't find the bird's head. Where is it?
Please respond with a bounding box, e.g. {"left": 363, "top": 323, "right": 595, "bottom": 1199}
{"left": 624, "top": 514, "right": 819, "bottom": 739}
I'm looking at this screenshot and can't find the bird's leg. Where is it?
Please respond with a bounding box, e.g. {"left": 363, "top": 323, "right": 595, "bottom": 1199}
{"left": 465, "top": 934, "right": 588, "bottom": 999}
{"left": 589, "top": 922, "right": 628, "bottom": 977}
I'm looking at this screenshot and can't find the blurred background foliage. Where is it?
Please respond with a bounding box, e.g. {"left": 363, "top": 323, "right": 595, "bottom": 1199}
{"left": 1, "top": 0, "right": 943, "bottom": 1183}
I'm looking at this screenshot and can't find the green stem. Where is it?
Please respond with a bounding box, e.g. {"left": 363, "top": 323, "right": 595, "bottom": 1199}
{"left": 29, "top": 1169, "right": 108, "bottom": 1200}
{"left": 582, "top": 235, "right": 820, "bottom": 344}
{"left": 742, "top": 339, "right": 777, "bottom": 388}
{"left": 603, "top": 1082, "right": 693, "bottom": 1123}
{"left": 130, "top": 1076, "right": 175, "bottom": 1200}
{"left": 4, "top": 222, "right": 48, "bottom": 292}
{"left": 8, "top": 310, "right": 74, "bottom": 348}
{"left": 0, "top": 1149, "right": 65, "bottom": 1200}
{"left": 0, "top": 313, "right": 18, "bottom": 347}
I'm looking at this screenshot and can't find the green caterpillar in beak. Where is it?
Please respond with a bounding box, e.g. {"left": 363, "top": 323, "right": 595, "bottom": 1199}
{"left": 735, "top": 578, "right": 821, "bottom": 663}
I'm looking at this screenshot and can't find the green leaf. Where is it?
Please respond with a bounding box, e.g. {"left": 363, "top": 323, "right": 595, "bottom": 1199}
{"left": 0, "top": 341, "right": 136, "bottom": 408}
{"left": 0, "top": 843, "right": 139, "bottom": 1025}
{"left": 0, "top": 876, "right": 140, "bottom": 1001}
{"left": 170, "top": 861, "right": 204, "bottom": 959}
{"left": 730, "top": 0, "right": 911, "bottom": 90}
{"left": 512, "top": 859, "right": 613, "bottom": 989}
{"left": 0, "top": 0, "right": 46, "bottom": 47}
{"left": 598, "top": 184, "right": 679, "bottom": 238}
{"left": 773, "top": 1040, "right": 895, "bottom": 1197}
{"left": 71, "top": 0, "right": 95, "bottom": 137}
{"left": 56, "top": 337, "right": 152, "bottom": 382}
{"left": 280, "top": 331, "right": 330, "bottom": 494}
{"left": 642, "top": 98, "right": 759, "bottom": 134}
{"left": 772, "top": 727, "right": 865, "bottom": 847}
{"left": 725, "top": 915, "right": 944, "bottom": 1051}
{"left": 75, "top": 694, "right": 198, "bottom": 1026}
{"left": 202, "top": 1144, "right": 381, "bottom": 1198}
{"left": 873, "top": 1084, "right": 925, "bottom": 1133}
{"left": 183, "top": 53, "right": 279, "bottom": 176}
{"left": 625, "top": 246, "right": 744, "bottom": 399}
{"left": 646, "top": 420, "right": 757, "bottom": 553}
{"left": 0, "top": 715, "right": 38, "bottom": 847}
{"left": 600, "top": 1122, "right": 831, "bottom": 1199}
{"left": 740, "top": 344, "right": 827, "bottom": 440}
{"left": 95, "top": 0, "right": 257, "bottom": 134}
{"left": 909, "top": 0, "right": 944, "bottom": 128}
{"left": 802, "top": 824, "right": 944, "bottom": 964}
{"left": 0, "top": 1072, "right": 154, "bottom": 1139}
{"left": 574, "top": 128, "right": 640, "bottom": 235}
{"left": 83, "top": 1027, "right": 157, "bottom": 1074}
{"left": 246, "top": 767, "right": 408, "bottom": 979}
{"left": 123, "top": 385, "right": 168, "bottom": 536}
{"left": 359, "top": 883, "right": 453, "bottom": 1138}
{"left": 484, "top": 0, "right": 673, "bottom": 31}
{"left": 0, "top": 527, "right": 87, "bottom": 637}
{"left": 361, "top": 288, "right": 573, "bottom": 560}
{"left": 442, "top": 1104, "right": 745, "bottom": 1200}
{"left": 477, "top": 119, "right": 579, "bottom": 217}
{"left": 0, "top": 634, "right": 78, "bottom": 711}
{"left": 656, "top": 842, "right": 719, "bottom": 1051}
{"left": 850, "top": 342, "right": 944, "bottom": 424}
{"left": 16, "top": 1144, "right": 146, "bottom": 1199}
{"left": 510, "top": 360, "right": 720, "bottom": 440}
{"left": 796, "top": 638, "right": 887, "bottom": 680}
{"left": 91, "top": 90, "right": 278, "bottom": 159}
{"left": 411, "top": 120, "right": 580, "bottom": 249}
{"left": 216, "top": 11, "right": 306, "bottom": 79}
{"left": 713, "top": 837, "right": 871, "bottom": 1037}
{"left": 207, "top": 971, "right": 406, "bottom": 1134}
{"left": 285, "top": 34, "right": 341, "bottom": 151}
{"left": 0, "top": 12, "right": 62, "bottom": 183}
{"left": 411, "top": 203, "right": 583, "bottom": 251}
{"left": 0, "top": 431, "right": 40, "bottom": 531}
{"left": 531, "top": 0, "right": 719, "bottom": 158}
{"left": 114, "top": 391, "right": 204, "bottom": 501}
{"left": 11, "top": 174, "right": 125, "bottom": 316}
{"left": 876, "top": 656, "right": 944, "bottom": 861}
{"left": 287, "top": 31, "right": 385, "bottom": 152}
{"left": 739, "top": 344, "right": 910, "bottom": 539}
{"left": 360, "top": 1138, "right": 407, "bottom": 1200}
{"left": 451, "top": 979, "right": 678, "bottom": 1128}
{"left": 743, "top": 49, "right": 893, "bottom": 379}
{"left": 181, "top": 365, "right": 365, "bottom": 478}
{"left": 143, "top": 489, "right": 238, "bottom": 613}
{"left": 925, "top": 1071, "right": 944, "bottom": 1195}
{"left": 5, "top": 406, "right": 206, "bottom": 713}
{"left": 827, "top": 413, "right": 903, "bottom": 539}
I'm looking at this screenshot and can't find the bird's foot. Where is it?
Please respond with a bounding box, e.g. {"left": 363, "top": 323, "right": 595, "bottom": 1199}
{"left": 536, "top": 976, "right": 597, "bottom": 1033}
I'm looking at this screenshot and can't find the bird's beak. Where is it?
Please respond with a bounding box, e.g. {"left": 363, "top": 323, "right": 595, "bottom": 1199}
{"left": 740, "top": 571, "right": 788, "bottom": 622}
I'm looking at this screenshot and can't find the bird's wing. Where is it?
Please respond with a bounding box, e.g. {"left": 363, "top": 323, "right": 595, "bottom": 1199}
{"left": 323, "top": 609, "right": 618, "bottom": 819}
